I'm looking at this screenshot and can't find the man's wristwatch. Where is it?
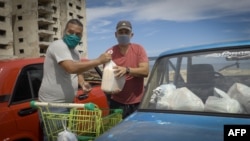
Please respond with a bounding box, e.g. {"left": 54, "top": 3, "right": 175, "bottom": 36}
{"left": 126, "top": 67, "right": 130, "bottom": 74}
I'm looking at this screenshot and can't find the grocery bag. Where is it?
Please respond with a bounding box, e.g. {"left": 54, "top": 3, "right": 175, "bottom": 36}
{"left": 204, "top": 88, "right": 243, "bottom": 113}
{"left": 150, "top": 83, "right": 176, "bottom": 109}
{"left": 228, "top": 83, "right": 250, "bottom": 113}
{"left": 57, "top": 119, "right": 77, "bottom": 141}
{"left": 170, "top": 87, "right": 204, "bottom": 111}
{"left": 101, "top": 60, "right": 125, "bottom": 94}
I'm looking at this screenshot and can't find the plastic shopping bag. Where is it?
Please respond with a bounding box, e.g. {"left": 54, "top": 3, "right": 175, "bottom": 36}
{"left": 57, "top": 119, "right": 77, "bottom": 141}
{"left": 228, "top": 83, "right": 250, "bottom": 113}
{"left": 150, "top": 83, "right": 176, "bottom": 109}
{"left": 101, "top": 60, "right": 125, "bottom": 94}
{"left": 205, "top": 96, "right": 243, "bottom": 113}
{"left": 170, "top": 87, "right": 204, "bottom": 111}
{"left": 204, "top": 88, "right": 243, "bottom": 113}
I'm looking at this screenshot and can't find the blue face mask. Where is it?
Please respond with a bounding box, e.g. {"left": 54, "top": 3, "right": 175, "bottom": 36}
{"left": 117, "top": 35, "right": 130, "bottom": 45}
{"left": 63, "top": 34, "right": 81, "bottom": 49}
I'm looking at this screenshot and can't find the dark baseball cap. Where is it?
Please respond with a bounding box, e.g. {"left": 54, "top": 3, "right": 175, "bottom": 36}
{"left": 116, "top": 20, "right": 132, "bottom": 31}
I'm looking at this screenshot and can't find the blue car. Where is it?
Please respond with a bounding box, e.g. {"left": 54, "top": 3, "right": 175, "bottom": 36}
{"left": 95, "top": 40, "right": 250, "bottom": 141}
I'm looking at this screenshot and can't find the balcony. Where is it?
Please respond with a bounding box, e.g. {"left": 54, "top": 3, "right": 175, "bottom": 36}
{"left": 38, "top": 18, "right": 54, "bottom": 25}
{"left": 38, "top": 6, "right": 54, "bottom": 14}
{"left": 38, "top": 29, "right": 54, "bottom": 37}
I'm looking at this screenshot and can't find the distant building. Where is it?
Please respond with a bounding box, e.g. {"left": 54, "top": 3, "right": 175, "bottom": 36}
{"left": 0, "top": 0, "right": 87, "bottom": 59}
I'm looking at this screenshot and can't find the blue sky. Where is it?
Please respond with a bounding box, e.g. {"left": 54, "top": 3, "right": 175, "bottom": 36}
{"left": 85, "top": 0, "right": 250, "bottom": 59}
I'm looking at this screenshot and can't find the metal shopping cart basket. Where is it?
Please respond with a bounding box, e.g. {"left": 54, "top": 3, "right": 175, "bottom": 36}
{"left": 100, "top": 108, "right": 123, "bottom": 133}
{"left": 30, "top": 101, "right": 122, "bottom": 141}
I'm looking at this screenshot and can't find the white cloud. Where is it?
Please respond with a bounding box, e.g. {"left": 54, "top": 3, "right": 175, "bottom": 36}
{"left": 86, "top": 0, "right": 250, "bottom": 37}
{"left": 86, "top": 0, "right": 250, "bottom": 58}
{"left": 86, "top": 0, "right": 250, "bottom": 23}
{"left": 86, "top": 6, "right": 131, "bottom": 23}
{"left": 87, "top": 20, "right": 112, "bottom": 34}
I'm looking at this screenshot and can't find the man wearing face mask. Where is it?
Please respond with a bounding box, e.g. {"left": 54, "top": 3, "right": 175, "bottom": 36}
{"left": 39, "top": 18, "right": 111, "bottom": 103}
{"left": 106, "top": 20, "right": 149, "bottom": 119}
{"left": 38, "top": 19, "right": 111, "bottom": 140}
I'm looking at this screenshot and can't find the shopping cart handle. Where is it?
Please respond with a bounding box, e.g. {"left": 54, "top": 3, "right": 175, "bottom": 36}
{"left": 114, "top": 109, "right": 123, "bottom": 113}
{"left": 84, "top": 103, "right": 95, "bottom": 110}
{"left": 30, "top": 101, "right": 96, "bottom": 110}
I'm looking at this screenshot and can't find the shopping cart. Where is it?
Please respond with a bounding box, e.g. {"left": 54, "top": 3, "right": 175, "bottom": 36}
{"left": 101, "top": 109, "right": 123, "bottom": 133}
{"left": 30, "top": 101, "right": 123, "bottom": 141}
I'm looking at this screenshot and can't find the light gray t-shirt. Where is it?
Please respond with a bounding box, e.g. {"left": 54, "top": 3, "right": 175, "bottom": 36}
{"left": 38, "top": 39, "right": 80, "bottom": 103}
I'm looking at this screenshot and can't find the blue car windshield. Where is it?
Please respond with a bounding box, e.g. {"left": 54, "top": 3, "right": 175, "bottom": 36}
{"left": 141, "top": 47, "right": 250, "bottom": 115}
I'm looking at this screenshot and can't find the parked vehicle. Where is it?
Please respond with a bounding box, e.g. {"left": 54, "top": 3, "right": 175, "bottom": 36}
{"left": 0, "top": 57, "right": 109, "bottom": 141}
{"left": 95, "top": 40, "right": 250, "bottom": 141}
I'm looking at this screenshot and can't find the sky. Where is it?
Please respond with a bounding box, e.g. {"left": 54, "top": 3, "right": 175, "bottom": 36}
{"left": 85, "top": 0, "right": 250, "bottom": 59}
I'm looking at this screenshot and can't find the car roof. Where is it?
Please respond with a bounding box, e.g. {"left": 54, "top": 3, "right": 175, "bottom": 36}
{"left": 158, "top": 40, "right": 250, "bottom": 57}
{"left": 0, "top": 57, "right": 45, "bottom": 68}
{"left": 0, "top": 57, "right": 90, "bottom": 68}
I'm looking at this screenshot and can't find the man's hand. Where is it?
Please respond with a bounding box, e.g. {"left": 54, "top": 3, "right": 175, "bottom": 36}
{"left": 97, "top": 52, "right": 112, "bottom": 64}
{"left": 113, "top": 66, "right": 127, "bottom": 77}
{"left": 81, "top": 81, "right": 92, "bottom": 93}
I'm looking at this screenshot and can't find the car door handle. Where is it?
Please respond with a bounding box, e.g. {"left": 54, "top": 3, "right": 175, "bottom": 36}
{"left": 18, "top": 107, "right": 37, "bottom": 117}
{"left": 78, "top": 93, "right": 89, "bottom": 100}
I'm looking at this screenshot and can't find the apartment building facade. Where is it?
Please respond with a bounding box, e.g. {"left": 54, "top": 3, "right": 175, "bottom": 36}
{"left": 0, "top": 0, "right": 87, "bottom": 59}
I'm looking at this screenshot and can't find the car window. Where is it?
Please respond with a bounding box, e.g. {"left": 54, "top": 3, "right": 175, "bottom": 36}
{"left": 83, "top": 67, "right": 102, "bottom": 81}
{"left": 11, "top": 64, "right": 43, "bottom": 104}
{"left": 11, "top": 64, "right": 101, "bottom": 103}
{"left": 79, "top": 67, "right": 102, "bottom": 88}
{"left": 141, "top": 47, "right": 250, "bottom": 115}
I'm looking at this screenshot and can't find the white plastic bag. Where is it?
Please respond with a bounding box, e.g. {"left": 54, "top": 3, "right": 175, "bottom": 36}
{"left": 57, "top": 130, "right": 78, "bottom": 141}
{"left": 57, "top": 119, "right": 77, "bottom": 141}
{"left": 204, "top": 88, "right": 243, "bottom": 113}
{"left": 101, "top": 60, "right": 125, "bottom": 94}
{"left": 213, "top": 87, "right": 230, "bottom": 99}
{"left": 228, "top": 83, "right": 250, "bottom": 113}
{"left": 205, "top": 96, "right": 243, "bottom": 113}
{"left": 150, "top": 84, "right": 176, "bottom": 109}
{"left": 170, "top": 87, "right": 204, "bottom": 111}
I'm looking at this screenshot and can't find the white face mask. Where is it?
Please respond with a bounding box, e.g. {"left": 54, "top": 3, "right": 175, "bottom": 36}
{"left": 117, "top": 35, "right": 130, "bottom": 45}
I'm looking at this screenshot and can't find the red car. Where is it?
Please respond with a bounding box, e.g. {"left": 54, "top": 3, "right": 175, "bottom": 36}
{"left": 0, "top": 57, "right": 109, "bottom": 141}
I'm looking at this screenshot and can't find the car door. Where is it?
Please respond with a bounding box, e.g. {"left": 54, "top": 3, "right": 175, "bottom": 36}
{"left": 75, "top": 66, "right": 110, "bottom": 115}
{"left": 7, "top": 64, "right": 43, "bottom": 140}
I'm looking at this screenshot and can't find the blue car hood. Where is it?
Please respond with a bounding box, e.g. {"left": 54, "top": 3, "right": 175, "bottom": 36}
{"left": 95, "top": 111, "right": 249, "bottom": 141}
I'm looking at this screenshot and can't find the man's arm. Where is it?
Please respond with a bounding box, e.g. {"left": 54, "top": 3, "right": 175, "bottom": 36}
{"left": 128, "top": 62, "right": 149, "bottom": 77}
{"left": 78, "top": 74, "right": 91, "bottom": 92}
{"left": 113, "top": 62, "right": 149, "bottom": 78}
{"left": 59, "top": 52, "right": 111, "bottom": 74}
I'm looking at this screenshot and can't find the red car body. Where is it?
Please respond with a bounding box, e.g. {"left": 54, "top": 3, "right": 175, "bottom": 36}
{"left": 0, "top": 57, "right": 109, "bottom": 141}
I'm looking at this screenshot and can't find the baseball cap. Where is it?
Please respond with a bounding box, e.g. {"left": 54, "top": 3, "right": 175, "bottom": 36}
{"left": 116, "top": 20, "right": 132, "bottom": 31}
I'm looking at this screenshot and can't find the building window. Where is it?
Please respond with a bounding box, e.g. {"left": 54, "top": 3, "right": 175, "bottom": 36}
{"left": 18, "top": 16, "right": 22, "bottom": 20}
{"left": 53, "top": 27, "right": 58, "bottom": 34}
{"left": 39, "top": 25, "right": 48, "bottom": 30}
{"left": 52, "top": 6, "right": 57, "bottom": 13}
{"left": 77, "top": 15, "right": 83, "bottom": 19}
{"left": 53, "top": 37, "right": 58, "bottom": 41}
{"left": 0, "top": 16, "right": 5, "bottom": 22}
{"left": 19, "top": 49, "right": 24, "bottom": 54}
{"left": 40, "top": 48, "right": 46, "bottom": 54}
{"left": 76, "top": 6, "right": 81, "bottom": 10}
{"left": 19, "top": 38, "right": 24, "bottom": 42}
{"left": 18, "top": 26, "right": 23, "bottom": 31}
{"left": 0, "top": 2, "right": 4, "bottom": 8}
{"left": 69, "top": 12, "right": 73, "bottom": 17}
{"left": 53, "top": 17, "right": 57, "bottom": 22}
{"left": 39, "top": 37, "right": 44, "bottom": 41}
{"left": 69, "top": 3, "right": 73, "bottom": 7}
{"left": 0, "top": 44, "right": 7, "bottom": 49}
{"left": 0, "top": 29, "right": 6, "bottom": 36}
{"left": 17, "top": 4, "right": 22, "bottom": 9}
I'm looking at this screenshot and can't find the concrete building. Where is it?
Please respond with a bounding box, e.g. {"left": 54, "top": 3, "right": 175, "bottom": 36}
{"left": 0, "top": 0, "right": 87, "bottom": 59}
